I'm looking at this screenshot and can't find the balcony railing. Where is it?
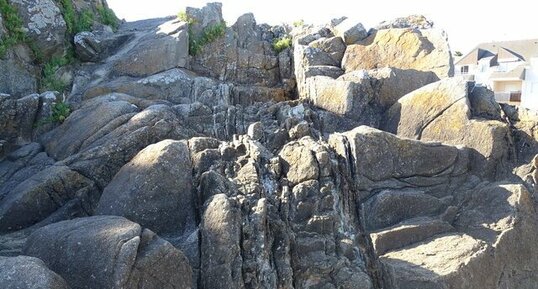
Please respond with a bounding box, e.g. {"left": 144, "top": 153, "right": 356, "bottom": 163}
{"left": 494, "top": 91, "right": 521, "bottom": 103}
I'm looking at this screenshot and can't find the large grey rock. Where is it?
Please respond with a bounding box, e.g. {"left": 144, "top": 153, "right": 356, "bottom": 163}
{"left": 342, "top": 28, "right": 454, "bottom": 78}
{"left": 381, "top": 184, "right": 538, "bottom": 289}
{"left": 0, "top": 255, "right": 70, "bottom": 289}
{"left": 185, "top": 2, "right": 224, "bottom": 40}
{"left": 61, "top": 103, "right": 191, "bottom": 188}
{"left": 0, "top": 58, "right": 38, "bottom": 96}
{"left": 200, "top": 194, "right": 243, "bottom": 289}
{"left": 96, "top": 140, "right": 195, "bottom": 235}
{"left": 0, "top": 93, "right": 40, "bottom": 149}
{"left": 9, "top": 0, "right": 67, "bottom": 58}
{"left": 309, "top": 36, "right": 346, "bottom": 64}
{"left": 41, "top": 96, "right": 139, "bottom": 160}
{"left": 329, "top": 126, "right": 469, "bottom": 196}
{"left": 0, "top": 165, "right": 98, "bottom": 232}
{"left": 333, "top": 19, "right": 368, "bottom": 45}
{"left": 383, "top": 77, "right": 511, "bottom": 178}
{"left": 74, "top": 32, "right": 101, "bottom": 62}
{"left": 113, "top": 19, "right": 189, "bottom": 77}
{"left": 362, "top": 67, "right": 439, "bottom": 109}
{"left": 23, "top": 216, "right": 193, "bottom": 289}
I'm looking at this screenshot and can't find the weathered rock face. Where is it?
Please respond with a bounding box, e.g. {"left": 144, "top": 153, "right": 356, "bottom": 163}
{"left": 0, "top": 255, "right": 70, "bottom": 289}
{"left": 376, "top": 15, "right": 434, "bottom": 30}
{"left": 23, "top": 216, "right": 193, "bottom": 289}
{"left": 113, "top": 19, "right": 189, "bottom": 77}
{"left": 187, "top": 5, "right": 294, "bottom": 100}
{"left": 0, "top": 58, "right": 38, "bottom": 97}
{"left": 383, "top": 77, "right": 511, "bottom": 178}
{"left": 3, "top": 3, "right": 538, "bottom": 289}
{"left": 96, "top": 140, "right": 195, "bottom": 236}
{"left": 8, "top": 0, "right": 67, "bottom": 58}
{"left": 342, "top": 28, "right": 454, "bottom": 78}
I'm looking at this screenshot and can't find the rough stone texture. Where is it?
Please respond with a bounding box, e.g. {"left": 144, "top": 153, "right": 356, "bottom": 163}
{"left": 342, "top": 28, "right": 454, "bottom": 78}
{"left": 96, "top": 140, "right": 195, "bottom": 235}
{"left": 309, "top": 36, "right": 346, "bottom": 64}
{"left": 2, "top": 5, "right": 538, "bottom": 289}
{"left": 113, "top": 19, "right": 189, "bottom": 77}
{"left": 0, "top": 58, "right": 38, "bottom": 97}
{"left": 23, "top": 216, "right": 193, "bottom": 289}
{"left": 362, "top": 67, "right": 439, "bottom": 109}
{"left": 200, "top": 194, "right": 243, "bottom": 289}
{"left": 382, "top": 184, "right": 538, "bottom": 289}
{"left": 376, "top": 15, "right": 434, "bottom": 30}
{"left": 9, "top": 0, "right": 67, "bottom": 58}
{"left": 0, "top": 93, "right": 40, "bottom": 149}
{"left": 0, "top": 255, "right": 70, "bottom": 289}
{"left": 0, "top": 165, "right": 98, "bottom": 232}
{"left": 383, "top": 77, "right": 511, "bottom": 178}
{"left": 333, "top": 19, "right": 368, "bottom": 45}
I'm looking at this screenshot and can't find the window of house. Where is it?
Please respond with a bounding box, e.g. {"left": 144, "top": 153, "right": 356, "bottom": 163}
{"left": 460, "top": 66, "right": 469, "bottom": 74}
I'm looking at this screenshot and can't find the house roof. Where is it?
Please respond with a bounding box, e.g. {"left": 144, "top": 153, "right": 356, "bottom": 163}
{"left": 456, "top": 39, "right": 538, "bottom": 66}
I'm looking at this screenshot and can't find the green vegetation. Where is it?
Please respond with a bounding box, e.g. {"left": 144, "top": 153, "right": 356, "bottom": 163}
{"left": 454, "top": 51, "right": 463, "bottom": 57}
{"left": 177, "top": 10, "right": 196, "bottom": 24}
{"left": 36, "top": 101, "right": 71, "bottom": 126}
{"left": 41, "top": 55, "right": 72, "bottom": 92}
{"left": 293, "top": 19, "right": 304, "bottom": 27}
{"left": 56, "top": 0, "right": 97, "bottom": 34}
{"left": 49, "top": 101, "right": 71, "bottom": 123}
{"left": 189, "top": 21, "right": 226, "bottom": 56}
{"left": 96, "top": 5, "right": 119, "bottom": 30}
{"left": 0, "top": 0, "right": 27, "bottom": 58}
{"left": 272, "top": 37, "right": 292, "bottom": 53}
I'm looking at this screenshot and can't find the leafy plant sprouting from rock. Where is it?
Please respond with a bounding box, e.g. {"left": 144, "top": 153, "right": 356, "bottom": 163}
{"left": 49, "top": 101, "right": 71, "bottom": 123}
{"left": 0, "top": 0, "right": 27, "bottom": 58}
{"left": 56, "top": 0, "right": 92, "bottom": 34}
{"left": 272, "top": 37, "right": 292, "bottom": 53}
{"left": 41, "top": 55, "right": 72, "bottom": 93}
{"left": 189, "top": 21, "right": 226, "bottom": 56}
{"left": 177, "top": 10, "right": 196, "bottom": 25}
{"left": 293, "top": 19, "right": 305, "bottom": 27}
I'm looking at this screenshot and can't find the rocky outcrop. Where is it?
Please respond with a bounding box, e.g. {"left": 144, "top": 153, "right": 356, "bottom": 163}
{"left": 342, "top": 28, "right": 454, "bottom": 78}
{"left": 23, "top": 216, "right": 193, "bottom": 289}
{"left": 96, "top": 140, "right": 195, "bottom": 236}
{"left": 0, "top": 255, "right": 70, "bottom": 289}
{"left": 8, "top": 0, "right": 67, "bottom": 58}
{"left": 383, "top": 77, "right": 511, "bottom": 178}
{"left": 112, "top": 19, "right": 189, "bottom": 77}
{"left": 3, "top": 2, "right": 538, "bottom": 289}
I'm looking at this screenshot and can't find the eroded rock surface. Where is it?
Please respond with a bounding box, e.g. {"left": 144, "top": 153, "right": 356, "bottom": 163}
{"left": 2, "top": 2, "right": 538, "bottom": 289}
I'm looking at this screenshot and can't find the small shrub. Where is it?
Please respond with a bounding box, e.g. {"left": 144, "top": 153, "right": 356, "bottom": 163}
{"left": 56, "top": 0, "right": 77, "bottom": 34}
{"left": 189, "top": 21, "right": 226, "bottom": 56}
{"left": 293, "top": 19, "right": 304, "bottom": 27}
{"left": 75, "top": 9, "right": 94, "bottom": 33}
{"left": 96, "top": 5, "right": 119, "bottom": 30}
{"left": 41, "top": 56, "right": 72, "bottom": 92}
{"left": 272, "top": 37, "right": 292, "bottom": 53}
{"left": 454, "top": 51, "right": 463, "bottom": 57}
{"left": 177, "top": 10, "right": 196, "bottom": 24}
{"left": 50, "top": 101, "right": 71, "bottom": 123}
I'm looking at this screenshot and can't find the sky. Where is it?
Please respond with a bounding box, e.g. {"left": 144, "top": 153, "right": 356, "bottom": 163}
{"left": 107, "top": 0, "right": 538, "bottom": 53}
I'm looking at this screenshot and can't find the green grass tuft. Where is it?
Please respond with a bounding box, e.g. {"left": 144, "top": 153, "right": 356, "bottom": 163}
{"left": 272, "top": 37, "right": 292, "bottom": 53}
{"left": 293, "top": 19, "right": 304, "bottom": 27}
{"left": 0, "top": 0, "right": 27, "bottom": 58}
{"left": 41, "top": 55, "right": 72, "bottom": 92}
{"left": 49, "top": 101, "right": 71, "bottom": 123}
{"left": 96, "top": 5, "right": 118, "bottom": 30}
{"left": 189, "top": 21, "right": 226, "bottom": 56}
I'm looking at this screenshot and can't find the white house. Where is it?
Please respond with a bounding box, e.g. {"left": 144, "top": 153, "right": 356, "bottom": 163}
{"left": 455, "top": 39, "right": 538, "bottom": 109}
